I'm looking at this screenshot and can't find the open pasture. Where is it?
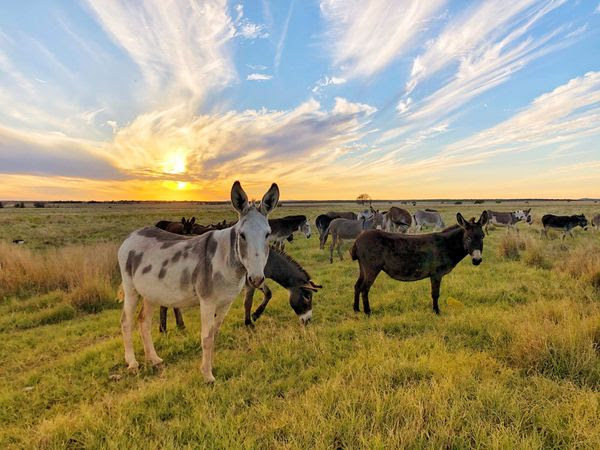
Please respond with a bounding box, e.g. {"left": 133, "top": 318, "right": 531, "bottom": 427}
{"left": 1, "top": 200, "right": 599, "bottom": 448}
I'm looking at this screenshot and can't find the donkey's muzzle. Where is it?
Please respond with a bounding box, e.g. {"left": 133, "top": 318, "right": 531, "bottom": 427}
{"left": 248, "top": 275, "right": 265, "bottom": 288}
{"left": 471, "top": 250, "right": 482, "bottom": 266}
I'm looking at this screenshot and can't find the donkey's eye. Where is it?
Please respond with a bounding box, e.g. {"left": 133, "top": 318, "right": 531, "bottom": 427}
{"left": 240, "top": 233, "right": 246, "bottom": 241}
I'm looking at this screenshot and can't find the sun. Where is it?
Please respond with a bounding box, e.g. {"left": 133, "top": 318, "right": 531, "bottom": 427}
{"left": 163, "top": 151, "right": 187, "bottom": 175}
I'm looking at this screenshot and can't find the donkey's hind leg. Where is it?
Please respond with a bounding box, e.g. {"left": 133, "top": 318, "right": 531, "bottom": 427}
{"left": 354, "top": 267, "right": 364, "bottom": 312}
{"left": 360, "top": 268, "right": 380, "bottom": 315}
{"left": 337, "top": 238, "right": 344, "bottom": 261}
{"left": 174, "top": 308, "right": 185, "bottom": 329}
{"left": 139, "top": 298, "right": 163, "bottom": 366}
{"left": 329, "top": 234, "right": 337, "bottom": 263}
{"left": 120, "top": 280, "right": 140, "bottom": 370}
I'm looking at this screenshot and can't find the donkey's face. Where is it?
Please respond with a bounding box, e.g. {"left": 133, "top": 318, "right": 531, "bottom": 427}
{"left": 576, "top": 214, "right": 588, "bottom": 230}
{"left": 231, "top": 181, "right": 279, "bottom": 288}
{"left": 289, "top": 281, "right": 322, "bottom": 325}
{"left": 457, "top": 211, "right": 488, "bottom": 266}
{"left": 300, "top": 220, "right": 311, "bottom": 238}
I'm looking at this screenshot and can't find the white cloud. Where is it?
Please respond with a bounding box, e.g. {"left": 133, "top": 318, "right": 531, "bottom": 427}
{"left": 319, "top": 0, "right": 446, "bottom": 79}
{"left": 85, "top": 0, "right": 236, "bottom": 107}
{"left": 247, "top": 64, "right": 268, "bottom": 71}
{"left": 401, "top": 0, "right": 575, "bottom": 122}
{"left": 234, "top": 3, "right": 269, "bottom": 39}
{"left": 311, "top": 76, "right": 347, "bottom": 93}
{"left": 247, "top": 73, "right": 273, "bottom": 81}
{"left": 422, "top": 72, "right": 600, "bottom": 170}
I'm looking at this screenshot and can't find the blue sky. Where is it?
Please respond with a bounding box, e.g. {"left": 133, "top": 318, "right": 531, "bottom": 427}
{"left": 0, "top": 0, "right": 599, "bottom": 200}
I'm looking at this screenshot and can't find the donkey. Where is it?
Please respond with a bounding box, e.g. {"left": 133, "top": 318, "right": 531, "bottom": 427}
{"left": 350, "top": 211, "right": 488, "bottom": 315}
{"left": 542, "top": 214, "right": 588, "bottom": 239}
{"left": 324, "top": 214, "right": 376, "bottom": 263}
{"left": 592, "top": 214, "right": 600, "bottom": 231}
{"left": 382, "top": 206, "right": 412, "bottom": 233}
{"left": 485, "top": 209, "right": 531, "bottom": 234}
{"left": 244, "top": 248, "right": 322, "bottom": 326}
{"left": 156, "top": 217, "right": 196, "bottom": 235}
{"left": 413, "top": 210, "right": 445, "bottom": 231}
{"left": 117, "top": 181, "right": 279, "bottom": 382}
{"left": 268, "top": 215, "right": 311, "bottom": 251}
{"left": 316, "top": 212, "right": 357, "bottom": 248}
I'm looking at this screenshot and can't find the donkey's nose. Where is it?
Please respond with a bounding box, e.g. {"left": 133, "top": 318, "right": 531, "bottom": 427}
{"left": 248, "top": 276, "right": 264, "bottom": 288}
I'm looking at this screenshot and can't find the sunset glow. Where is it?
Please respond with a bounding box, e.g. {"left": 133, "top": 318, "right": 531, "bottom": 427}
{"left": 0, "top": 1, "right": 599, "bottom": 200}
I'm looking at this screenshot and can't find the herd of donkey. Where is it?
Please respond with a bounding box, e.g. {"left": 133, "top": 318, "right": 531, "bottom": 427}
{"left": 117, "top": 181, "right": 599, "bottom": 381}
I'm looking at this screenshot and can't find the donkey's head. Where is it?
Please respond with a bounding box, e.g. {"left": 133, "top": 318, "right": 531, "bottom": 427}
{"left": 575, "top": 214, "right": 588, "bottom": 230}
{"left": 231, "top": 181, "right": 280, "bottom": 288}
{"left": 181, "top": 217, "right": 196, "bottom": 235}
{"left": 457, "top": 211, "right": 488, "bottom": 266}
{"left": 300, "top": 220, "right": 311, "bottom": 238}
{"left": 289, "top": 281, "right": 322, "bottom": 325}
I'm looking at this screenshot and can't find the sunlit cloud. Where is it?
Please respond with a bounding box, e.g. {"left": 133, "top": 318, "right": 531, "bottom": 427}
{"left": 320, "top": 0, "right": 446, "bottom": 78}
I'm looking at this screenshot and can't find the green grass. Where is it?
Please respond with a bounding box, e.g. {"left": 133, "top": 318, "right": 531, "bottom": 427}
{"left": 0, "top": 201, "right": 599, "bottom": 448}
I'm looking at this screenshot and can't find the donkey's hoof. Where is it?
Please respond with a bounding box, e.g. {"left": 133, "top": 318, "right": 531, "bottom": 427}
{"left": 203, "top": 372, "right": 216, "bottom": 383}
{"left": 251, "top": 312, "right": 261, "bottom": 322}
{"left": 150, "top": 357, "right": 164, "bottom": 366}
{"left": 245, "top": 319, "right": 255, "bottom": 328}
{"left": 127, "top": 361, "right": 139, "bottom": 371}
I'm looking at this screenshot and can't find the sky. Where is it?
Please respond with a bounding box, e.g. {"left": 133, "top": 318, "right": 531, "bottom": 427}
{"left": 0, "top": 0, "right": 599, "bottom": 201}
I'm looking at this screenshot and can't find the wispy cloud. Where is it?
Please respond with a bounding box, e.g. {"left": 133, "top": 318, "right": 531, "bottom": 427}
{"left": 247, "top": 73, "right": 273, "bottom": 81}
{"left": 320, "top": 0, "right": 446, "bottom": 79}
{"left": 84, "top": 0, "right": 236, "bottom": 107}
{"left": 274, "top": 0, "right": 295, "bottom": 72}
{"left": 400, "top": 0, "right": 576, "bottom": 123}
{"left": 234, "top": 3, "right": 270, "bottom": 39}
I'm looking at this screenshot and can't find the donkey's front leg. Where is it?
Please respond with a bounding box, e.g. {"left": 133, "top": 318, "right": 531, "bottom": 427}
{"left": 243, "top": 286, "right": 256, "bottom": 327}
{"left": 430, "top": 276, "right": 441, "bottom": 315}
{"left": 211, "top": 301, "right": 234, "bottom": 367}
{"left": 252, "top": 284, "right": 273, "bottom": 322}
{"left": 200, "top": 300, "right": 217, "bottom": 382}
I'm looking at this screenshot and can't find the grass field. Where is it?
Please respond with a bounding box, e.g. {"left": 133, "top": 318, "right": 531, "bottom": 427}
{"left": 1, "top": 200, "right": 599, "bottom": 448}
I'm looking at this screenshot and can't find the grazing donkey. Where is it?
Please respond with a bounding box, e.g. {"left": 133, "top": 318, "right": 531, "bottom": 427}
{"left": 592, "top": 214, "right": 600, "bottom": 230}
{"left": 323, "top": 214, "right": 376, "bottom": 263}
{"left": 382, "top": 206, "right": 412, "bottom": 233}
{"left": 316, "top": 212, "right": 357, "bottom": 248}
{"left": 541, "top": 214, "right": 588, "bottom": 239}
{"left": 269, "top": 215, "right": 311, "bottom": 251}
{"left": 117, "top": 181, "right": 279, "bottom": 382}
{"left": 156, "top": 217, "right": 196, "bottom": 235}
{"left": 244, "top": 248, "right": 322, "bottom": 326}
{"left": 350, "top": 211, "right": 488, "bottom": 315}
{"left": 412, "top": 210, "right": 445, "bottom": 231}
{"left": 485, "top": 209, "right": 531, "bottom": 234}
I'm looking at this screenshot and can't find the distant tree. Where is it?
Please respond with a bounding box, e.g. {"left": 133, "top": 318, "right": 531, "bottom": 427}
{"left": 0, "top": 201, "right": 3, "bottom": 208}
{"left": 495, "top": 200, "right": 502, "bottom": 204}
{"left": 14, "top": 202, "right": 25, "bottom": 208}
{"left": 356, "top": 194, "right": 371, "bottom": 205}
{"left": 454, "top": 201, "right": 463, "bottom": 205}
{"left": 474, "top": 200, "right": 484, "bottom": 204}
{"left": 33, "top": 202, "right": 45, "bottom": 208}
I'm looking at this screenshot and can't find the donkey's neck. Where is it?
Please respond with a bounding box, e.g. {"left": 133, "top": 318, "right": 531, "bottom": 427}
{"left": 444, "top": 226, "right": 468, "bottom": 263}
{"left": 264, "top": 249, "right": 309, "bottom": 288}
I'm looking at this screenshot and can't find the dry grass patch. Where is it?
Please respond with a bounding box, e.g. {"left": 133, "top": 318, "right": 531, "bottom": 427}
{"left": 554, "top": 243, "right": 600, "bottom": 292}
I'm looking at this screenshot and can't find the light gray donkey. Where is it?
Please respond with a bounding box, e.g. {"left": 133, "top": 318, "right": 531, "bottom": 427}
{"left": 324, "top": 214, "right": 375, "bottom": 263}
{"left": 117, "top": 181, "right": 279, "bottom": 382}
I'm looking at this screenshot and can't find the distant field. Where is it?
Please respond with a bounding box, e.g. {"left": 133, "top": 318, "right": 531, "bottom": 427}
{"left": 1, "top": 201, "right": 599, "bottom": 448}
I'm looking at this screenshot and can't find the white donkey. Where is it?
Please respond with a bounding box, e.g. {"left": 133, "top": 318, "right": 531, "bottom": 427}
{"left": 117, "top": 181, "right": 279, "bottom": 382}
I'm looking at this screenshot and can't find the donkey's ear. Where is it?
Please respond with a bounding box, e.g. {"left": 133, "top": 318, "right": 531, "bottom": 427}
{"left": 190, "top": 217, "right": 196, "bottom": 225}
{"left": 309, "top": 280, "right": 323, "bottom": 289}
{"left": 456, "top": 212, "right": 468, "bottom": 229}
{"left": 478, "top": 210, "right": 489, "bottom": 226}
{"left": 181, "top": 217, "right": 186, "bottom": 224}
{"left": 259, "top": 183, "right": 280, "bottom": 215}
{"left": 231, "top": 181, "right": 249, "bottom": 213}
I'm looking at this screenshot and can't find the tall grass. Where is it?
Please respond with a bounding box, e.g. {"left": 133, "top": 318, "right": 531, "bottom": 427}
{"left": 0, "top": 242, "right": 119, "bottom": 310}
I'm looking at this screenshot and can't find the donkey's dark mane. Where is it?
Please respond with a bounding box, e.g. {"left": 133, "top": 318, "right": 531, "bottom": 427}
{"left": 269, "top": 246, "right": 310, "bottom": 280}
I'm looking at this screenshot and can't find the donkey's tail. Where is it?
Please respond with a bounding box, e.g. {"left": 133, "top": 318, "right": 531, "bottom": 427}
{"left": 350, "top": 241, "right": 359, "bottom": 261}
{"left": 116, "top": 283, "right": 124, "bottom": 302}
{"left": 320, "top": 223, "right": 332, "bottom": 248}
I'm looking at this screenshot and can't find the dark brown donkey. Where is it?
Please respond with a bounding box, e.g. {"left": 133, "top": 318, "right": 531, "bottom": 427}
{"left": 350, "top": 211, "right": 488, "bottom": 315}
